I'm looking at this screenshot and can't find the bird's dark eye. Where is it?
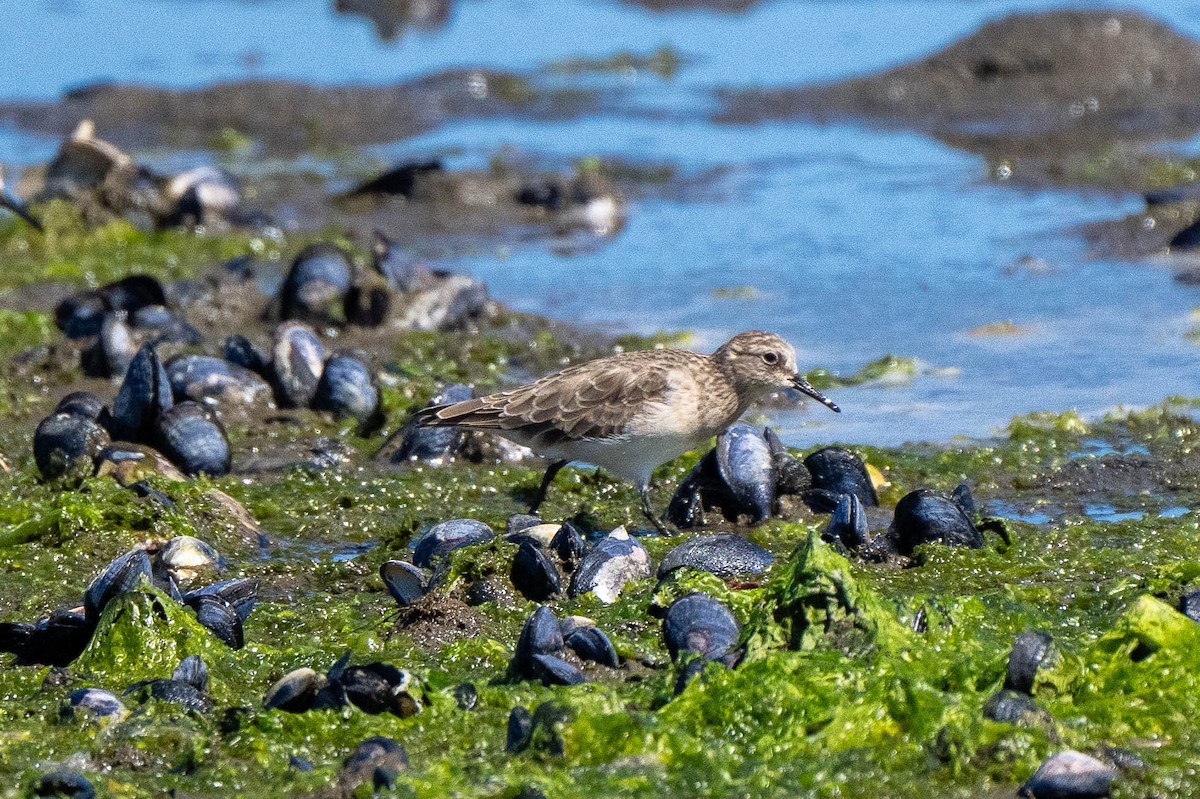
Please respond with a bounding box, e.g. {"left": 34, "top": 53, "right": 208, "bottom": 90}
{"left": 762, "top": 351, "right": 780, "bottom": 365}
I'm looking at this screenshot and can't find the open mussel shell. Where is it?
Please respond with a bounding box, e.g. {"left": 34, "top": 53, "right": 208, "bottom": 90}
{"left": 84, "top": 548, "right": 152, "bottom": 624}
{"left": 510, "top": 539, "right": 562, "bottom": 601}
{"left": 109, "top": 343, "right": 173, "bottom": 444}
{"left": 380, "top": 561, "right": 428, "bottom": 607}
{"left": 824, "top": 493, "right": 869, "bottom": 552}
{"left": 158, "top": 535, "right": 222, "bottom": 586}
{"left": 186, "top": 594, "right": 244, "bottom": 648}
{"left": 662, "top": 593, "right": 740, "bottom": 663}
{"left": 153, "top": 402, "right": 232, "bottom": 477}
{"left": 341, "top": 663, "right": 422, "bottom": 717}
{"left": 657, "top": 533, "right": 773, "bottom": 581}
{"left": 890, "top": 488, "right": 983, "bottom": 555}
{"left": 569, "top": 526, "right": 651, "bottom": 604}
{"left": 564, "top": 626, "right": 619, "bottom": 668}
{"left": 270, "top": 322, "right": 326, "bottom": 408}
{"left": 182, "top": 578, "right": 258, "bottom": 623}
{"left": 311, "top": 352, "right": 382, "bottom": 433}
{"left": 716, "top": 423, "right": 776, "bottom": 522}
{"left": 278, "top": 243, "right": 352, "bottom": 322}
{"left": 33, "top": 412, "right": 110, "bottom": 481}
{"left": 411, "top": 519, "right": 494, "bottom": 568}
{"left": 803, "top": 447, "right": 878, "bottom": 511}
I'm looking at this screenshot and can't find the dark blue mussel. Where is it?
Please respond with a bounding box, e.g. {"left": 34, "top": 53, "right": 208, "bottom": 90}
{"left": 512, "top": 605, "right": 586, "bottom": 686}
{"left": 153, "top": 401, "right": 232, "bottom": 477}
{"left": 84, "top": 548, "right": 153, "bottom": 624}
{"left": 510, "top": 539, "right": 562, "bottom": 601}
{"left": 890, "top": 488, "right": 983, "bottom": 555}
{"left": 716, "top": 423, "right": 776, "bottom": 522}
{"left": 109, "top": 344, "right": 173, "bottom": 443}
{"left": 802, "top": 447, "right": 878, "bottom": 512}
{"left": 662, "top": 593, "right": 740, "bottom": 664}
{"left": 80, "top": 311, "right": 134, "bottom": 378}
{"left": 55, "top": 391, "right": 109, "bottom": 422}
{"left": 380, "top": 561, "right": 429, "bottom": 607}
{"left": 569, "top": 526, "right": 651, "bottom": 604}
{"left": 311, "top": 351, "right": 383, "bottom": 433}
{"left": 33, "top": 412, "right": 110, "bottom": 481}
{"left": 657, "top": 533, "right": 773, "bottom": 580}
{"left": 270, "top": 322, "right": 326, "bottom": 408}
{"left": 222, "top": 334, "right": 269, "bottom": 376}
{"left": 824, "top": 493, "right": 870, "bottom": 552}
{"left": 56, "top": 275, "right": 167, "bottom": 339}
{"left": 278, "top": 243, "right": 352, "bottom": 322}
{"left": 564, "top": 626, "right": 619, "bottom": 668}
{"left": 411, "top": 519, "right": 494, "bottom": 568}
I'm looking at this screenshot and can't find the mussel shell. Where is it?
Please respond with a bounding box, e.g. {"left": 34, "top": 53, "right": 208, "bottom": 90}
{"left": 510, "top": 540, "right": 562, "bottom": 601}
{"left": 84, "top": 548, "right": 152, "bottom": 623}
{"left": 1, "top": 610, "right": 94, "bottom": 667}
{"left": 95, "top": 442, "right": 186, "bottom": 485}
{"left": 186, "top": 594, "right": 244, "bottom": 648}
{"left": 31, "top": 770, "right": 95, "bottom": 799}
{"left": 803, "top": 447, "right": 878, "bottom": 508}
{"left": 173, "top": 654, "right": 209, "bottom": 693}
{"left": 263, "top": 667, "right": 325, "bottom": 712}
{"left": 166, "top": 166, "right": 240, "bottom": 216}
{"left": 530, "top": 653, "right": 587, "bottom": 686}
{"left": 341, "top": 736, "right": 410, "bottom": 791}
{"left": 411, "top": 518, "right": 494, "bottom": 568}
{"left": 311, "top": 352, "right": 382, "bottom": 432}
{"left": 270, "top": 322, "right": 326, "bottom": 408}
{"left": 341, "top": 663, "right": 420, "bottom": 717}
{"left": 66, "top": 687, "right": 128, "bottom": 723}
{"left": 158, "top": 535, "right": 222, "bottom": 586}
{"left": 33, "top": 412, "right": 110, "bottom": 481}
{"left": 657, "top": 533, "right": 773, "bottom": 580}
{"left": 824, "top": 493, "right": 869, "bottom": 552}
{"left": 569, "top": 526, "right": 651, "bottom": 604}
{"left": 183, "top": 578, "right": 258, "bottom": 623}
{"left": 982, "top": 690, "right": 1051, "bottom": 726}
{"left": 506, "top": 706, "right": 534, "bottom": 753}
{"left": 54, "top": 391, "right": 109, "bottom": 422}
{"left": 1181, "top": 587, "right": 1200, "bottom": 622}
{"left": 129, "top": 678, "right": 213, "bottom": 713}
{"left": 663, "top": 451, "right": 719, "bottom": 529}
{"left": 279, "top": 243, "right": 352, "bottom": 322}
{"left": 109, "top": 344, "right": 173, "bottom": 444}
{"left": 378, "top": 383, "right": 472, "bottom": 465}
{"left": 1020, "top": 750, "right": 1117, "bottom": 799}
{"left": 153, "top": 401, "right": 232, "bottom": 477}
{"left": 55, "top": 275, "right": 166, "bottom": 339}
{"left": 222, "top": 334, "right": 269, "bottom": 375}
{"left": 890, "top": 489, "right": 983, "bottom": 555}
{"left": 514, "top": 605, "right": 563, "bottom": 679}
{"left": 380, "top": 560, "right": 428, "bottom": 607}
{"left": 716, "top": 423, "right": 776, "bottom": 522}
{"left": 550, "top": 521, "right": 586, "bottom": 565}
{"left": 564, "top": 627, "right": 618, "bottom": 668}
{"left": 764, "top": 427, "right": 811, "bottom": 495}
{"left": 165, "top": 354, "right": 273, "bottom": 406}
{"left": 1005, "top": 630, "right": 1055, "bottom": 694}
{"left": 662, "top": 593, "right": 740, "bottom": 662}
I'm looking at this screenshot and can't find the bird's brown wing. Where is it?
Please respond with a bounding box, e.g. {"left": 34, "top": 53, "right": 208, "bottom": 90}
{"left": 416, "top": 359, "right": 672, "bottom": 445}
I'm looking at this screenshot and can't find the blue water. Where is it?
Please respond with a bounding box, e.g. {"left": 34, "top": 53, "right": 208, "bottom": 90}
{"left": 3, "top": 0, "right": 1200, "bottom": 446}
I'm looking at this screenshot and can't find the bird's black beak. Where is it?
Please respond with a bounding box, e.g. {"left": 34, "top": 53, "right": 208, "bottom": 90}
{"left": 0, "top": 192, "right": 42, "bottom": 233}
{"left": 791, "top": 374, "right": 840, "bottom": 413}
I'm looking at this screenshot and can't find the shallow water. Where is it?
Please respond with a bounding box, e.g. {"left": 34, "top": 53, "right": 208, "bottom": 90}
{"left": 4, "top": 0, "right": 1200, "bottom": 445}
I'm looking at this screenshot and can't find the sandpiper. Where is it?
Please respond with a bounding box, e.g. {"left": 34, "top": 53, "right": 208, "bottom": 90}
{"left": 414, "top": 330, "right": 840, "bottom": 532}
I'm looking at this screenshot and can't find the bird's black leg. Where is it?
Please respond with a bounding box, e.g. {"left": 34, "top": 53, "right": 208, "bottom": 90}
{"left": 641, "top": 487, "right": 672, "bottom": 535}
{"left": 529, "top": 459, "right": 568, "bottom": 514}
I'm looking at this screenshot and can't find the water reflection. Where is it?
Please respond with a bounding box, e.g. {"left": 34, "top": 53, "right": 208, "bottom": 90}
{"left": 333, "top": 0, "right": 452, "bottom": 41}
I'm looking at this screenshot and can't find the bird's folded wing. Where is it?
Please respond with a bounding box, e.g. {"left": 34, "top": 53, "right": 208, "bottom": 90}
{"left": 417, "top": 362, "right": 670, "bottom": 442}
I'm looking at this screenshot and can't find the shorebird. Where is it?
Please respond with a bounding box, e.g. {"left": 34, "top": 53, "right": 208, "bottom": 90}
{"left": 414, "top": 330, "right": 840, "bottom": 532}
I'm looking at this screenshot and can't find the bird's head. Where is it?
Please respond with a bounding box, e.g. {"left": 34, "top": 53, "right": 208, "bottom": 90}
{"left": 714, "top": 330, "right": 840, "bottom": 412}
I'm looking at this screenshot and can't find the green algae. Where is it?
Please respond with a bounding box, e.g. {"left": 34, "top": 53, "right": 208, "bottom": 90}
{"left": 1, "top": 231, "right": 1200, "bottom": 796}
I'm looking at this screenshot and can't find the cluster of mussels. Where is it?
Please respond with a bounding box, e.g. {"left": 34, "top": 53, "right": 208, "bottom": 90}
{"left": 0, "top": 544, "right": 256, "bottom": 665}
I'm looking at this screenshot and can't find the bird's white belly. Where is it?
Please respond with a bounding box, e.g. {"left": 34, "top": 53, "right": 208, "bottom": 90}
{"left": 531, "top": 431, "right": 709, "bottom": 490}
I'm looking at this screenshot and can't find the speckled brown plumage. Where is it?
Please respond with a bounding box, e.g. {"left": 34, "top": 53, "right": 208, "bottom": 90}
{"left": 415, "top": 331, "right": 839, "bottom": 531}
